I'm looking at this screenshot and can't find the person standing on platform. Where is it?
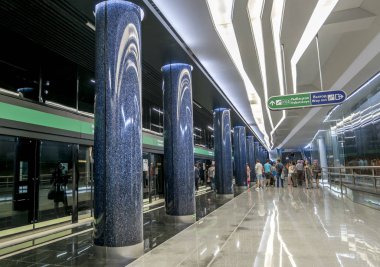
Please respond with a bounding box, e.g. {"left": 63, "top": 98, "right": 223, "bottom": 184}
{"left": 246, "top": 163, "right": 251, "bottom": 187}
{"left": 288, "top": 162, "right": 297, "bottom": 187}
{"left": 264, "top": 160, "right": 272, "bottom": 187}
{"left": 194, "top": 163, "right": 200, "bottom": 191}
{"left": 284, "top": 162, "right": 289, "bottom": 185}
{"left": 305, "top": 160, "right": 313, "bottom": 189}
{"left": 255, "top": 160, "right": 264, "bottom": 191}
{"left": 208, "top": 162, "right": 215, "bottom": 191}
{"left": 271, "top": 163, "right": 276, "bottom": 187}
{"left": 296, "top": 160, "right": 304, "bottom": 187}
{"left": 276, "top": 159, "right": 284, "bottom": 188}
{"left": 312, "top": 160, "right": 322, "bottom": 188}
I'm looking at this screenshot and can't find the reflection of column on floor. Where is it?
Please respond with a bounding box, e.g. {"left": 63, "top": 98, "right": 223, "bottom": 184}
{"left": 162, "top": 63, "right": 195, "bottom": 223}
{"left": 93, "top": 0, "right": 144, "bottom": 259}
{"left": 234, "top": 126, "right": 247, "bottom": 187}
{"left": 213, "top": 108, "right": 233, "bottom": 195}
{"left": 247, "top": 136, "right": 255, "bottom": 183}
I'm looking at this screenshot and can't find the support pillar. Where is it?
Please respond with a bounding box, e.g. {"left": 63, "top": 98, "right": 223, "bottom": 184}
{"left": 213, "top": 108, "right": 233, "bottom": 197}
{"left": 233, "top": 126, "right": 247, "bottom": 187}
{"left": 162, "top": 63, "right": 195, "bottom": 224}
{"left": 93, "top": 0, "right": 144, "bottom": 260}
{"left": 318, "top": 137, "right": 328, "bottom": 182}
{"left": 246, "top": 136, "right": 255, "bottom": 182}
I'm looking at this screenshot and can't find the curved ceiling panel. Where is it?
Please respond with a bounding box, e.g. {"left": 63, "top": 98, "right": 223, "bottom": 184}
{"left": 151, "top": 0, "right": 380, "bottom": 150}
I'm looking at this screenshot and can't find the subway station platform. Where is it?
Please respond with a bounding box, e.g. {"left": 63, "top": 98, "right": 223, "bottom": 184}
{"left": 2, "top": 186, "right": 380, "bottom": 266}
{"left": 131, "top": 187, "right": 380, "bottom": 267}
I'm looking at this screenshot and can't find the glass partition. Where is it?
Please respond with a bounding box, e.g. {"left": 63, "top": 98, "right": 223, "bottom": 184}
{"left": 38, "top": 140, "right": 73, "bottom": 224}
{"left": 78, "top": 145, "right": 93, "bottom": 219}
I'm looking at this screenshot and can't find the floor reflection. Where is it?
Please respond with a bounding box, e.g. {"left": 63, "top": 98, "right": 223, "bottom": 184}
{"left": 1, "top": 189, "right": 243, "bottom": 266}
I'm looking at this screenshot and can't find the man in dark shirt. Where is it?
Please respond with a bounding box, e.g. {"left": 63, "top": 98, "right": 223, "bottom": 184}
{"left": 275, "top": 159, "right": 284, "bottom": 188}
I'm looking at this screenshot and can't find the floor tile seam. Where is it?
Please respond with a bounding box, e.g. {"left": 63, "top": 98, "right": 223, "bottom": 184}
{"left": 172, "top": 201, "right": 257, "bottom": 267}
{"left": 203, "top": 200, "right": 257, "bottom": 267}
{"left": 272, "top": 190, "right": 333, "bottom": 246}
{"left": 132, "top": 191, "right": 255, "bottom": 266}
{"left": 299, "top": 188, "right": 355, "bottom": 247}
{"left": 0, "top": 228, "right": 92, "bottom": 260}
{"left": 133, "top": 190, "right": 252, "bottom": 262}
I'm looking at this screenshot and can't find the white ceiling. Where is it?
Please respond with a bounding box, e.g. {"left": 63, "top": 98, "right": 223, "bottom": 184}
{"left": 151, "top": 0, "right": 380, "bottom": 150}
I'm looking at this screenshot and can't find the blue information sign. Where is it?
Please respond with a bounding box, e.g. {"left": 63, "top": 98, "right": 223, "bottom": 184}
{"left": 310, "top": 90, "right": 346, "bottom": 106}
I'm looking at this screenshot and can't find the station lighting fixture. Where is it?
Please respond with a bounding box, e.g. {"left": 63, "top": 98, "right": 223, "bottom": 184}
{"left": 206, "top": 0, "right": 269, "bottom": 147}
{"left": 291, "top": 0, "right": 339, "bottom": 93}
{"left": 86, "top": 21, "right": 95, "bottom": 31}
{"left": 269, "top": 0, "right": 287, "bottom": 148}
{"left": 207, "top": 126, "right": 214, "bottom": 131}
{"left": 247, "top": 0, "right": 274, "bottom": 130}
{"left": 194, "top": 127, "right": 202, "bottom": 132}
{"left": 193, "top": 133, "right": 202, "bottom": 138}
{"left": 193, "top": 101, "right": 202, "bottom": 109}
{"left": 152, "top": 107, "right": 163, "bottom": 114}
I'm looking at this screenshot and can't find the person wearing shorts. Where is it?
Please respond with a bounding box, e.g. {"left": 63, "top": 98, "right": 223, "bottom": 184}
{"left": 255, "top": 160, "right": 264, "bottom": 190}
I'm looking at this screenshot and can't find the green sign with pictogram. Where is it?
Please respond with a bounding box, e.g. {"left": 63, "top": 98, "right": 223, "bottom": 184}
{"left": 268, "top": 90, "right": 346, "bottom": 110}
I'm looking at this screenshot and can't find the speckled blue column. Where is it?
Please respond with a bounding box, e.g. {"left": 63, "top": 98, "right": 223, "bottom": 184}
{"left": 162, "top": 64, "right": 195, "bottom": 223}
{"left": 94, "top": 0, "right": 143, "bottom": 259}
{"left": 213, "top": 108, "right": 233, "bottom": 195}
{"left": 233, "top": 126, "right": 247, "bottom": 187}
{"left": 254, "top": 142, "right": 260, "bottom": 163}
{"left": 246, "top": 136, "right": 255, "bottom": 181}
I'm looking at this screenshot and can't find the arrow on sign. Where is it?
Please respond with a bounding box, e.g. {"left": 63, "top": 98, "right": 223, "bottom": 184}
{"left": 335, "top": 93, "right": 344, "bottom": 100}
{"left": 269, "top": 101, "right": 275, "bottom": 106}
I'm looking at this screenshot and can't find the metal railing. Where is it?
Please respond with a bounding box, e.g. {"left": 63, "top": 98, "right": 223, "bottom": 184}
{"left": 324, "top": 166, "right": 380, "bottom": 194}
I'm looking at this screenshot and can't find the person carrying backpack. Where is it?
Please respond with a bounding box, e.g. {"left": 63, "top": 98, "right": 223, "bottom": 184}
{"left": 264, "top": 160, "right": 272, "bottom": 187}
{"left": 276, "top": 159, "right": 284, "bottom": 188}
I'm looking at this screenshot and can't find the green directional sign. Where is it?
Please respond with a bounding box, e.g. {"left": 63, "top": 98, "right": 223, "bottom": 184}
{"left": 267, "top": 90, "right": 346, "bottom": 110}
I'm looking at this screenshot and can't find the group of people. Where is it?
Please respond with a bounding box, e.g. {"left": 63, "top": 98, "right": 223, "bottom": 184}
{"left": 195, "top": 158, "right": 323, "bottom": 192}
{"left": 253, "top": 159, "right": 322, "bottom": 190}
{"left": 194, "top": 162, "right": 216, "bottom": 192}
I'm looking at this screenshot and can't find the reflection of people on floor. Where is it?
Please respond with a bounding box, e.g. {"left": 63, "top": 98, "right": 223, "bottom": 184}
{"left": 50, "top": 162, "right": 68, "bottom": 217}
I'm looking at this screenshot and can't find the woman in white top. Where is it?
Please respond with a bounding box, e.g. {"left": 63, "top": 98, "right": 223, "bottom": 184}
{"left": 288, "top": 162, "right": 297, "bottom": 187}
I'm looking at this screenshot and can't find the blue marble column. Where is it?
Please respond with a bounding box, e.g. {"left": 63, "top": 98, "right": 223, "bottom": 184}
{"left": 213, "top": 108, "right": 233, "bottom": 196}
{"left": 162, "top": 63, "right": 195, "bottom": 223}
{"left": 93, "top": 0, "right": 144, "bottom": 259}
{"left": 246, "top": 136, "right": 255, "bottom": 181}
{"left": 254, "top": 141, "right": 260, "bottom": 163}
{"left": 233, "top": 126, "right": 247, "bottom": 187}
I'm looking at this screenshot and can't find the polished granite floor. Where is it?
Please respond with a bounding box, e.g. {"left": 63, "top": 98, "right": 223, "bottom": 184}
{"left": 3, "top": 186, "right": 380, "bottom": 266}
{"left": 131, "top": 187, "right": 380, "bottom": 267}
{"left": 0, "top": 189, "right": 241, "bottom": 266}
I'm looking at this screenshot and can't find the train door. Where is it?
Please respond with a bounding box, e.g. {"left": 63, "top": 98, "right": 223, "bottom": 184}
{"left": 142, "top": 152, "right": 164, "bottom": 203}
{"left": 13, "top": 138, "right": 40, "bottom": 225}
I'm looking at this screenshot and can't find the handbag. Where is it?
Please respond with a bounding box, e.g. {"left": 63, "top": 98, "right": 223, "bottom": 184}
{"left": 47, "top": 185, "right": 56, "bottom": 200}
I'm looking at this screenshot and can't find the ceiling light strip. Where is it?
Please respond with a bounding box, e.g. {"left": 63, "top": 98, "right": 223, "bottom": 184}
{"left": 247, "top": 0, "right": 274, "bottom": 131}
{"left": 269, "top": 0, "right": 287, "bottom": 148}
{"left": 291, "top": 0, "right": 339, "bottom": 93}
{"left": 206, "top": 0, "right": 270, "bottom": 147}
{"left": 143, "top": 0, "right": 268, "bottom": 149}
